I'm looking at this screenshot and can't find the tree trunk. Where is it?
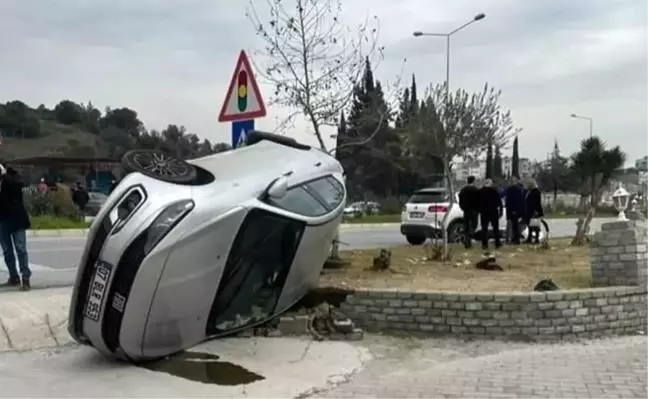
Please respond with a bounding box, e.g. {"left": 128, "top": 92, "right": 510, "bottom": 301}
{"left": 572, "top": 206, "right": 596, "bottom": 245}
{"left": 439, "top": 162, "right": 454, "bottom": 261}
{"left": 572, "top": 189, "right": 600, "bottom": 246}
{"left": 330, "top": 231, "right": 341, "bottom": 258}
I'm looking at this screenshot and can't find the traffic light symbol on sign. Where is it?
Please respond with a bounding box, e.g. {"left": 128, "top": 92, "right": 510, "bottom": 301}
{"left": 237, "top": 71, "right": 248, "bottom": 112}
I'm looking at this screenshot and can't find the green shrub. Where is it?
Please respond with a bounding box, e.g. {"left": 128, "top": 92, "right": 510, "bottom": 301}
{"left": 24, "top": 186, "right": 83, "bottom": 220}
{"left": 378, "top": 196, "right": 404, "bottom": 214}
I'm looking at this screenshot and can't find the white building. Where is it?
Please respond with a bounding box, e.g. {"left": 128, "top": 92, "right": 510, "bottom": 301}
{"left": 636, "top": 156, "right": 648, "bottom": 172}
{"left": 452, "top": 157, "right": 532, "bottom": 181}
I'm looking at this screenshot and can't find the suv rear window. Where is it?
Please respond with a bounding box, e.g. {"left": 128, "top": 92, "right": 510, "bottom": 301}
{"left": 408, "top": 191, "right": 447, "bottom": 204}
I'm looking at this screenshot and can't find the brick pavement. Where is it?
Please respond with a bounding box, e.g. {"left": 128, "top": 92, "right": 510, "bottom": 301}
{"left": 314, "top": 335, "right": 647, "bottom": 399}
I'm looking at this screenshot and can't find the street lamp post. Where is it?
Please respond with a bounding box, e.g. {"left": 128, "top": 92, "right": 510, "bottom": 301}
{"left": 413, "top": 13, "right": 486, "bottom": 102}
{"left": 570, "top": 113, "right": 593, "bottom": 138}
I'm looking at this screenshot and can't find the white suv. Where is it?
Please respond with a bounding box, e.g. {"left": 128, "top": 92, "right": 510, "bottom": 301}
{"left": 400, "top": 187, "right": 538, "bottom": 245}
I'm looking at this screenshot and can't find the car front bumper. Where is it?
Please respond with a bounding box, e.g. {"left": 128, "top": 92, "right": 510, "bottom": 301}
{"left": 400, "top": 223, "right": 442, "bottom": 238}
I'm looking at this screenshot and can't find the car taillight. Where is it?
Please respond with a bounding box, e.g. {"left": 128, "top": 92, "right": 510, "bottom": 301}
{"left": 428, "top": 205, "right": 448, "bottom": 213}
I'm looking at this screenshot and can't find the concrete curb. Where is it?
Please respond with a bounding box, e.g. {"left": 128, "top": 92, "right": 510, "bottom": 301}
{"left": 27, "top": 229, "right": 89, "bottom": 238}
{"left": 0, "top": 287, "right": 73, "bottom": 352}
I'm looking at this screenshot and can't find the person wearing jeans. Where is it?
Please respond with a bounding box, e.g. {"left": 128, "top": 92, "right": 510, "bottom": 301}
{"left": 0, "top": 165, "right": 32, "bottom": 291}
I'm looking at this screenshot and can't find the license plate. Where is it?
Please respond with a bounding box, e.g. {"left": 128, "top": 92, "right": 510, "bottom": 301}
{"left": 84, "top": 261, "right": 113, "bottom": 322}
{"left": 409, "top": 212, "right": 425, "bottom": 218}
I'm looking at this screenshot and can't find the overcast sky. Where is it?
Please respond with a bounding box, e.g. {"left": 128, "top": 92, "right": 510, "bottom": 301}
{"left": 0, "top": 0, "right": 646, "bottom": 163}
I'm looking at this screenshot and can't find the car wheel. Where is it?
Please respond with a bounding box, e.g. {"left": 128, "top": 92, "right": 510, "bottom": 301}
{"left": 447, "top": 220, "right": 465, "bottom": 243}
{"left": 406, "top": 235, "right": 426, "bottom": 245}
{"left": 121, "top": 149, "right": 197, "bottom": 184}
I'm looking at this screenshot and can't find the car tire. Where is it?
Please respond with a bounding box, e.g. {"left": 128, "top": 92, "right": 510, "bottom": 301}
{"left": 121, "top": 149, "right": 198, "bottom": 184}
{"left": 406, "top": 235, "right": 426, "bottom": 245}
{"left": 446, "top": 220, "right": 465, "bottom": 243}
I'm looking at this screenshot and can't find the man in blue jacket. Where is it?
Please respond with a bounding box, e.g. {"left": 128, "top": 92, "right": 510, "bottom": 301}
{"left": 504, "top": 176, "right": 525, "bottom": 245}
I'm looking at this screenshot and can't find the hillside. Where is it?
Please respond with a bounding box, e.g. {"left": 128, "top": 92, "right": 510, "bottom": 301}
{"left": 2, "top": 121, "right": 110, "bottom": 160}
{"left": 0, "top": 99, "right": 230, "bottom": 162}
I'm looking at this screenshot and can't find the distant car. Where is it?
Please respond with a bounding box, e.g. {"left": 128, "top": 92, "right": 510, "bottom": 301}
{"left": 68, "top": 131, "right": 346, "bottom": 362}
{"left": 400, "top": 187, "right": 545, "bottom": 245}
{"left": 343, "top": 201, "right": 380, "bottom": 216}
{"left": 85, "top": 192, "right": 108, "bottom": 216}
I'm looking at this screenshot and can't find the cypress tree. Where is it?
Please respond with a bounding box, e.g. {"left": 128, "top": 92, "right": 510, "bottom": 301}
{"left": 485, "top": 140, "right": 494, "bottom": 179}
{"left": 512, "top": 136, "right": 520, "bottom": 178}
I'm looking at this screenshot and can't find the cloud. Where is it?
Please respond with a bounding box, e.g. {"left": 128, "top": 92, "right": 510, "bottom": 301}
{"left": 0, "top": 0, "right": 645, "bottom": 162}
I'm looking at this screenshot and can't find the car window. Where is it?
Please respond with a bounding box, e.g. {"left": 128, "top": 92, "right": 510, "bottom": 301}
{"left": 267, "top": 186, "right": 328, "bottom": 217}
{"left": 408, "top": 191, "right": 447, "bottom": 204}
{"left": 303, "top": 177, "right": 344, "bottom": 211}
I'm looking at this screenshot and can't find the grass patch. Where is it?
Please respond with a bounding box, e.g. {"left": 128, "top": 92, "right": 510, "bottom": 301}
{"left": 343, "top": 214, "right": 401, "bottom": 224}
{"left": 321, "top": 238, "right": 591, "bottom": 292}
{"left": 31, "top": 215, "right": 90, "bottom": 230}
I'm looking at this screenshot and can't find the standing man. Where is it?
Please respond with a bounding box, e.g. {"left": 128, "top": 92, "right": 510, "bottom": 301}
{"left": 0, "top": 165, "right": 32, "bottom": 291}
{"left": 458, "top": 175, "right": 479, "bottom": 249}
{"left": 478, "top": 178, "right": 503, "bottom": 250}
{"left": 72, "top": 181, "right": 90, "bottom": 214}
{"left": 504, "top": 176, "right": 525, "bottom": 244}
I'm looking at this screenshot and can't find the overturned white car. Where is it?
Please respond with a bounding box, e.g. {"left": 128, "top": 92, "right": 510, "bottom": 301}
{"left": 68, "top": 131, "right": 346, "bottom": 361}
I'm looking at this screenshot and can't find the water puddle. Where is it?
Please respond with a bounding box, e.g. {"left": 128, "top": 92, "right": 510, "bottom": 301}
{"left": 141, "top": 351, "right": 265, "bottom": 386}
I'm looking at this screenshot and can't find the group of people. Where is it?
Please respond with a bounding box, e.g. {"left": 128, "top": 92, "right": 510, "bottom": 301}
{"left": 458, "top": 175, "right": 544, "bottom": 250}
{"left": 0, "top": 164, "right": 31, "bottom": 291}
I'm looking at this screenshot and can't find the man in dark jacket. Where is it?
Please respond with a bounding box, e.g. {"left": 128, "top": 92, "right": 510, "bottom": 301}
{"left": 478, "top": 178, "right": 503, "bottom": 250}
{"left": 525, "top": 179, "right": 544, "bottom": 244}
{"left": 71, "top": 181, "right": 90, "bottom": 213}
{"left": 0, "top": 165, "right": 32, "bottom": 290}
{"left": 504, "top": 176, "right": 525, "bottom": 244}
{"left": 458, "top": 176, "right": 479, "bottom": 248}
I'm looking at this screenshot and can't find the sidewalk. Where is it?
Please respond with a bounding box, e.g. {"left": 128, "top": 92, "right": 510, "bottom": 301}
{"left": 0, "top": 287, "right": 73, "bottom": 352}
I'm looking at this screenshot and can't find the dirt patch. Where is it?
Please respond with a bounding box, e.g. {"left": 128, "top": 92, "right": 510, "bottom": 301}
{"left": 319, "top": 239, "right": 592, "bottom": 292}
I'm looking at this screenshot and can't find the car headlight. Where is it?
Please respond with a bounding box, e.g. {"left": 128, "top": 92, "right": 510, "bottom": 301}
{"left": 144, "top": 199, "right": 194, "bottom": 254}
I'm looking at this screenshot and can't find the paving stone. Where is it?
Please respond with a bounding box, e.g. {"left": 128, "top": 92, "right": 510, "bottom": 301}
{"left": 313, "top": 335, "right": 648, "bottom": 399}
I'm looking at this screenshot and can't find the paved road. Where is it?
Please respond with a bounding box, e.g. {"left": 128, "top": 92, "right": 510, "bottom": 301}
{"left": 0, "top": 217, "right": 613, "bottom": 289}
{"left": 0, "top": 334, "right": 644, "bottom": 398}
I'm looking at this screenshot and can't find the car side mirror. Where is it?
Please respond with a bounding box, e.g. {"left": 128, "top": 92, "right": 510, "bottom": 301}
{"left": 266, "top": 176, "right": 289, "bottom": 199}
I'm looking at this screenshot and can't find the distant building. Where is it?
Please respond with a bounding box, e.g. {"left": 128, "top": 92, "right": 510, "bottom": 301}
{"left": 635, "top": 156, "right": 648, "bottom": 172}
{"left": 452, "top": 157, "right": 532, "bottom": 181}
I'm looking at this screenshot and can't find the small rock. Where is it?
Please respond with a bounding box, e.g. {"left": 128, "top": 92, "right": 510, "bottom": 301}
{"left": 238, "top": 329, "right": 254, "bottom": 338}
{"left": 330, "top": 332, "right": 346, "bottom": 341}
{"left": 345, "top": 328, "right": 364, "bottom": 341}
{"left": 267, "top": 329, "right": 282, "bottom": 337}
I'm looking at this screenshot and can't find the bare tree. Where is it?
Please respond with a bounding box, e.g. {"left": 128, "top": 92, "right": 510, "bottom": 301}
{"left": 246, "top": 0, "right": 386, "bottom": 149}
{"left": 410, "top": 83, "right": 520, "bottom": 259}
{"left": 246, "top": 0, "right": 402, "bottom": 261}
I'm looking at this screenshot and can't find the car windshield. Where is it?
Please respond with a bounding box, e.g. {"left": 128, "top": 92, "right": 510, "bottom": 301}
{"left": 408, "top": 191, "right": 448, "bottom": 204}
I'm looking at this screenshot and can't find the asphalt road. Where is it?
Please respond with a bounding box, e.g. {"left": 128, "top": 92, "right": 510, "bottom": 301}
{"left": 0, "top": 217, "right": 614, "bottom": 289}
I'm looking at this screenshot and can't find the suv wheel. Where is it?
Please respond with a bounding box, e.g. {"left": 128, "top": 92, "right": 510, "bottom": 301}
{"left": 406, "top": 235, "right": 426, "bottom": 245}
{"left": 447, "top": 220, "right": 464, "bottom": 243}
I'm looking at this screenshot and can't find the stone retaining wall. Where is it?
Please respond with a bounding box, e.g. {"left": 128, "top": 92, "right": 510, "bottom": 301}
{"left": 340, "top": 286, "right": 647, "bottom": 341}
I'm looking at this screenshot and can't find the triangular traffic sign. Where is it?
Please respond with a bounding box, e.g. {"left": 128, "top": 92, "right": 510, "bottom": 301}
{"left": 218, "top": 50, "right": 267, "bottom": 122}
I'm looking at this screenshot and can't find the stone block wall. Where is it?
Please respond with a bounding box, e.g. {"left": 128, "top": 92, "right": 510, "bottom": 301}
{"left": 590, "top": 220, "right": 648, "bottom": 287}
{"left": 340, "top": 287, "right": 647, "bottom": 341}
